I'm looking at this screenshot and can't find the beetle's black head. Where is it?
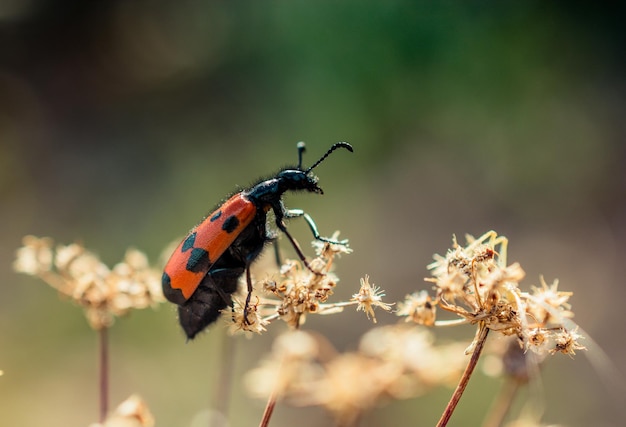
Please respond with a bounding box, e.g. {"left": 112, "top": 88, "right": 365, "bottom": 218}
{"left": 276, "top": 168, "right": 322, "bottom": 194}
{"left": 277, "top": 141, "right": 352, "bottom": 194}
{"left": 246, "top": 142, "right": 352, "bottom": 206}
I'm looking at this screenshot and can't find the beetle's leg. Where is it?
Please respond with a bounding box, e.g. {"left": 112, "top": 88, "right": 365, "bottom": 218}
{"left": 274, "top": 202, "right": 324, "bottom": 275}
{"left": 274, "top": 218, "right": 320, "bottom": 276}
{"left": 241, "top": 241, "right": 267, "bottom": 325}
{"left": 284, "top": 208, "right": 349, "bottom": 245}
{"left": 272, "top": 239, "right": 283, "bottom": 268}
{"left": 243, "top": 264, "right": 254, "bottom": 325}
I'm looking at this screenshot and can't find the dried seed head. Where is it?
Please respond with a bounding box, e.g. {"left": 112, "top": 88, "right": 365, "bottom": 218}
{"left": 549, "top": 328, "right": 586, "bottom": 357}
{"left": 230, "top": 235, "right": 353, "bottom": 332}
{"left": 396, "top": 290, "right": 437, "bottom": 326}
{"left": 527, "top": 277, "right": 573, "bottom": 325}
{"left": 412, "top": 231, "right": 584, "bottom": 358}
{"left": 227, "top": 296, "right": 268, "bottom": 335}
{"left": 14, "top": 236, "right": 163, "bottom": 330}
{"left": 351, "top": 275, "right": 393, "bottom": 323}
{"left": 13, "top": 236, "right": 53, "bottom": 275}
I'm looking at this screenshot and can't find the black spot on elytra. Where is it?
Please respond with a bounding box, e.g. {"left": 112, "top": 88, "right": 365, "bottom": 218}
{"left": 182, "top": 232, "right": 196, "bottom": 252}
{"left": 222, "top": 215, "right": 240, "bottom": 233}
{"left": 210, "top": 210, "right": 222, "bottom": 222}
{"left": 186, "top": 248, "right": 210, "bottom": 272}
{"left": 162, "top": 272, "right": 171, "bottom": 288}
{"left": 162, "top": 272, "right": 188, "bottom": 305}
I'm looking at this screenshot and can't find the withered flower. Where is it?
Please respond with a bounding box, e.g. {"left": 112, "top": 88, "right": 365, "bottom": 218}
{"left": 228, "top": 233, "right": 392, "bottom": 334}
{"left": 15, "top": 236, "right": 163, "bottom": 330}
{"left": 398, "top": 231, "right": 584, "bottom": 358}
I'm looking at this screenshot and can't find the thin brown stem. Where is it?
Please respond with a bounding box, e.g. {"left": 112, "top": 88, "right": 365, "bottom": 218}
{"left": 258, "top": 390, "right": 278, "bottom": 427}
{"left": 259, "top": 320, "right": 305, "bottom": 427}
{"left": 437, "top": 323, "right": 490, "bottom": 427}
{"left": 98, "top": 327, "right": 109, "bottom": 422}
{"left": 258, "top": 341, "right": 288, "bottom": 427}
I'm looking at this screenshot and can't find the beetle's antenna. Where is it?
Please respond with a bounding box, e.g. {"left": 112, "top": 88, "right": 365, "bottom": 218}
{"left": 306, "top": 142, "right": 353, "bottom": 173}
{"left": 296, "top": 141, "right": 306, "bottom": 170}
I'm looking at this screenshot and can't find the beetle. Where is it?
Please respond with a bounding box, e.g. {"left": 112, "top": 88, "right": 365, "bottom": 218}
{"left": 162, "top": 141, "right": 353, "bottom": 339}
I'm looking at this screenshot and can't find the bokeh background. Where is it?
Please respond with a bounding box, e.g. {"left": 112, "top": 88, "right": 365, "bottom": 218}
{"left": 1, "top": 2, "right": 625, "bottom": 426}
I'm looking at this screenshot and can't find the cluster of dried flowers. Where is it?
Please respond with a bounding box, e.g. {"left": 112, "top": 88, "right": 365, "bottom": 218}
{"left": 14, "top": 235, "right": 163, "bottom": 330}
{"left": 227, "top": 232, "right": 393, "bottom": 335}
{"left": 241, "top": 230, "right": 585, "bottom": 426}
{"left": 13, "top": 230, "right": 586, "bottom": 426}
{"left": 245, "top": 326, "right": 467, "bottom": 426}
{"left": 397, "top": 230, "right": 585, "bottom": 357}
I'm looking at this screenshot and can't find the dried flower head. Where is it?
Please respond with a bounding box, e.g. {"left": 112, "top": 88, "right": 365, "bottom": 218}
{"left": 304, "top": 352, "right": 395, "bottom": 426}
{"left": 527, "top": 277, "right": 573, "bottom": 325}
{"left": 397, "top": 231, "right": 584, "bottom": 359}
{"left": 396, "top": 290, "right": 437, "bottom": 326}
{"left": 88, "top": 394, "right": 154, "bottom": 427}
{"left": 13, "top": 235, "right": 54, "bottom": 275}
{"left": 351, "top": 275, "right": 393, "bottom": 323}
{"left": 549, "top": 327, "right": 586, "bottom": 357}
{"left": 14, "top": 236, "right": 163, "bottom": 330}
{"left": 246, "top": 325, "right": 467, "bottom": 425}
{"left": 226, "top": 295, "right": 269, "bottom": 335}
{"left": 256, "top": 256, "right": 339, "bottom": 329}
{"left": 228, "top": 233, "right": 392, "bottom": 334}
{"left": 245, "top": 330, "right": 324, "bottom": 400}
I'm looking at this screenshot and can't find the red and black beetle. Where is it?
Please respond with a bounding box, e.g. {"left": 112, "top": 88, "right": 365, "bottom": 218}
{"left": 162, "top": 142, "right": 353, "bottom": 339}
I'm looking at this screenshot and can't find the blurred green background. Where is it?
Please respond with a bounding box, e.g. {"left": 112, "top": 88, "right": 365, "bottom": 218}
{"left": 1, "top": 1, "right": 625, "bottom": 426}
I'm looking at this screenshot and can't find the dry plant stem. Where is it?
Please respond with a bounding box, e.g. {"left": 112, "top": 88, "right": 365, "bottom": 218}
{"left": 257, "top": 348, "right": 281, "bottom": 427}
{"left": 259, "top": 320, "right": 304, "bottom": 427}
{"left": 481, "top": 378, "right": 521, "bottom": 427}
{"left": 258, "top": 389, "right": 278, "bottom": 427}
{"left": 259, "top": 356, "right": 286, "bottom": 427}
{"left": 436, "top": 323, "right": 490, "bottom": 427}
{"left": 258, "top": 342, "right": 290, "bottom": 427}
{"left": 99, "top": 327, "right": 109, "bottom": 422}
